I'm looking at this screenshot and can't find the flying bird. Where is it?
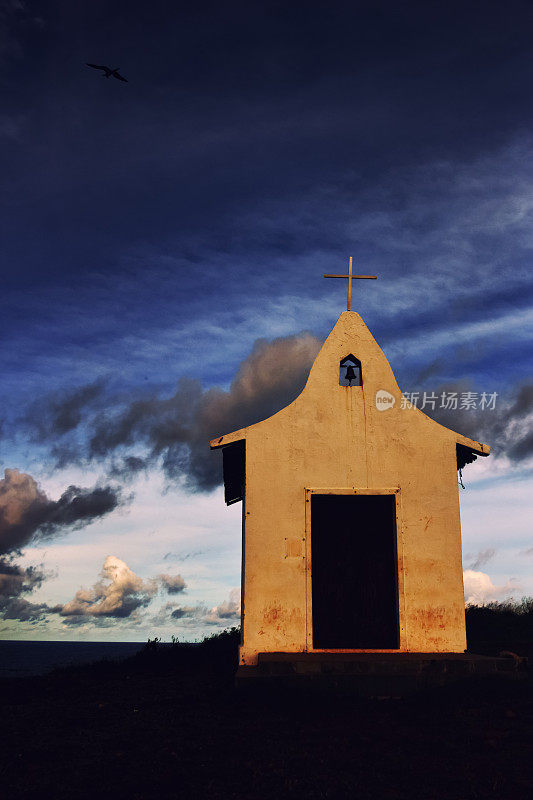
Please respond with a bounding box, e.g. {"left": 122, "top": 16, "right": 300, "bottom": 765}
{"left": 86, "top": 63, "right": 128, "bottom": 82}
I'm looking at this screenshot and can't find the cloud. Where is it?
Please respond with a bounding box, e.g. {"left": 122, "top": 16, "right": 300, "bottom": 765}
{"left": 0, "top": 542, "right": 187, "bottom": 626}
{"left": 23, "top": 372, "right": 533, "bottom": 503}
{"left": 0, "top": 595, "right": 55, "bottom": 622}
{"left": 0, "top": 468, "right": 124, "bottom": 554}
{"left": 163, "top": 549, "right": 205, "bottom": 562}
{"left": 92, "top": 331, "right": 321, "bottom": 491}
{"left": 205, "top": 587, "right": 241, "bottom": 624}
{"left": 108, "top": 456, "right": 148, "bottom": 480}
{"left": 415, "top": 358, "right": 446, "bottom": 383}
{"left": 499, "top": 385, "right": 533, "bottom": 461}
{"left": 424, "top": 382, "right": 533, "bottom": 463}
{"left": 19, "top": 328, "right": 532, "bottom": 499}
{"left": 59, "top": 556, "right": 150, "bottom": 621}
{"left": 25, "top": 380, "right": 105, "bottom": 440}
{"left": 58, "top": 556, "right": 186, "bottom": 624}
{"left": 0, "top": 557, "right": 59, "bottom": 622}
{"left": 465, "top": 548, "right": 497, "bottom": 571}
{"left": 158, "top": 573, "right": 187, "bottom": 594}
{"left": 170, "top": 605, "right": 199, "bottom": 620}
{"left": 165, "top": 588, "right": 241, "bottom": 627}
{"left": 13, "top": 324, "right": 533, "bottom": 545}
{"left": 0, "top": 558, "right": 44, "bottom": 595}
{"left": 25, "top": 332, "right": 322, "bottom": 491}
{"left": 507, "top": 429, "right": 533, "bottom": 461}
{"left": 463, "top": 569, "right": 519, "bottom": 606}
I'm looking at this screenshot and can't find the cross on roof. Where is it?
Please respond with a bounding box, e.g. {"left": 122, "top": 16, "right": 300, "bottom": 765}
{"left": 324, "top": 257, "right": 377, "bottom": 311}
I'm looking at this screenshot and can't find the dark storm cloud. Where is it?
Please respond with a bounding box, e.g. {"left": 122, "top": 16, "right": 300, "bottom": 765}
{"left": 170, "top": 606, "right": 197, "bottom": 620}
{"left": 0, "top": 557, "right": 44, "bottom": 595}
{"left": 28, "top": 332, "right": 322, "bottom": 490}
{"left": 503, "top": 386, "right": 533, "bottom": 461}
{"left": 425, "top": 382, "right": 533, "bottom": 462}
{"left": 0, "top": 557, "right": 60, "bottom": 622}
{"left": 415, "top": 359, "right": 446, "bottom": 384}
{"left": 17, "top": 341, "right": 533, "bottom": 495}
{"left": 25, "top": 380, "right": 105, "bottom": 441}
{"left": 108, "top": 456, "right": 147, "bottom": 480}
{"left": 507, "top": 385, "right": 533, "bottom": 417}
{"left": 0, "top": 468, "right": 123, "bottom": 554}
{"left": 0, "top": 596, "right": 55, "bottom": 622}
{"left": 508, "top": 430, "right": 533, "bottom": 461}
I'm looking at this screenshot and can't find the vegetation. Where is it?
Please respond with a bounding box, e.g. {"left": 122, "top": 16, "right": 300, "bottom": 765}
{"left": 131, "top": 626, "right": 241, "bottom": 677}
{"left": 1, "top": 622, "right": 532, "bottom": 799}
{"left": 466, "top": 598, "right": 533, "bottom": 657}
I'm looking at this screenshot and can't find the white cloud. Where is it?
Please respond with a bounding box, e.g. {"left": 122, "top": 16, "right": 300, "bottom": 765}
{"left": 59, "top": 555, "right": 186, "bottom": 623}
{"left": 16, "top": 470, "right": 242, "bottom": 638}
{"left": 463, "top": 569, "right": 519, "bottom": 606}
{"left": 59, "top": 556, "right": 158, "bottom": 620}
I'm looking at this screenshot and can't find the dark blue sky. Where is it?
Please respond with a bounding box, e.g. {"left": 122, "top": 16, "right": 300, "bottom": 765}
{"left": 1, "top": 1, "right": 533, "bottom": 406}
{"left": 1, "top": 1, "right": 532, "bottom": 639}
{"left": 2, "top": 1, "right": 533, "bottom": 395}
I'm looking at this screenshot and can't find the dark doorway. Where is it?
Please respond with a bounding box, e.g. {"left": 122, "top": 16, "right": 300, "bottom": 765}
{"left": 311, "top": 494, "right": 399, "bottom": 649}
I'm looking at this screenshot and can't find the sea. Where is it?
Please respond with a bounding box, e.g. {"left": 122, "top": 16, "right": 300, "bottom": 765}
{"left": 0, "top": 640, "right": 146, "bottom": 678}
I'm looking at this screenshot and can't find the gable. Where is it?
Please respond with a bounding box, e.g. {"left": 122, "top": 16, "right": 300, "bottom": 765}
{"left": 211, "top": 312, "right": 490, "bottom": 475}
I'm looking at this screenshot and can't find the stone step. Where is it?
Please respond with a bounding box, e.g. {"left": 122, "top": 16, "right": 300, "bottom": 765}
{"left": 236, "top": 652, "right": 528, "bottom": 695}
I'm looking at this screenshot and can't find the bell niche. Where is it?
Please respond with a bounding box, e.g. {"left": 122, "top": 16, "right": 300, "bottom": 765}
{"left": 339, "top": 354, "right": 362, "bottom": 386}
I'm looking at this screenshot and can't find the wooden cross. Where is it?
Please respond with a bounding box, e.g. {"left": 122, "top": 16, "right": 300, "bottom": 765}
{"left": 324, "top": 257, "right": 377, "bottom": 311}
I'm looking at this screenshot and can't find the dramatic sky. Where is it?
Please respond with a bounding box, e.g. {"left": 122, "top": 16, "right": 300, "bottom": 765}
{"left": 1, "top": 0, "right": 532, "bottom": 641}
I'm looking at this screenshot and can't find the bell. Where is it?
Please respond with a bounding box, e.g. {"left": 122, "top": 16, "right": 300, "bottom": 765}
{"left": 345, "top": 364, "right": 356, "bottom": 384}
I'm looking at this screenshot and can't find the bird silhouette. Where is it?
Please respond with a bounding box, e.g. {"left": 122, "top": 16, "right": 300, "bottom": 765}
{"left": 86, "top": 63, "right": 128, "bottom": 82}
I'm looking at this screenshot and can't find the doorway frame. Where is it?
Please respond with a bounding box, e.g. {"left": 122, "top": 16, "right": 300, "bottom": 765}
{"left": 304, "top": 486, "right": 406, "bottom": 653}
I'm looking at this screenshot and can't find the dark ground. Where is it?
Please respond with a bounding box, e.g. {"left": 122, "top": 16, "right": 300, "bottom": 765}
{"left": 2, "top": 610, "right": 533, "bottom": 800}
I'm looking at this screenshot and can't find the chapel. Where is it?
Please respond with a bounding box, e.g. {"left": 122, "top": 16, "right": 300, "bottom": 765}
{"left": 210, "top": 263, "right": 489, "bottom": 670}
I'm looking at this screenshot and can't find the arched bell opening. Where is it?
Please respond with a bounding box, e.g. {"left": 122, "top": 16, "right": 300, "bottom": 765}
{"left": 340, "top": 354, "right": 362, "bottom": 386}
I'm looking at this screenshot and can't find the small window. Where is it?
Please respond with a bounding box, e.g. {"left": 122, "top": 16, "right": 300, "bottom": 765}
{"left": 222, "top": 440, "right": 245, "bottom": 505}
{"left": 340, "top": 354, "right": 362, "bottom": 386}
